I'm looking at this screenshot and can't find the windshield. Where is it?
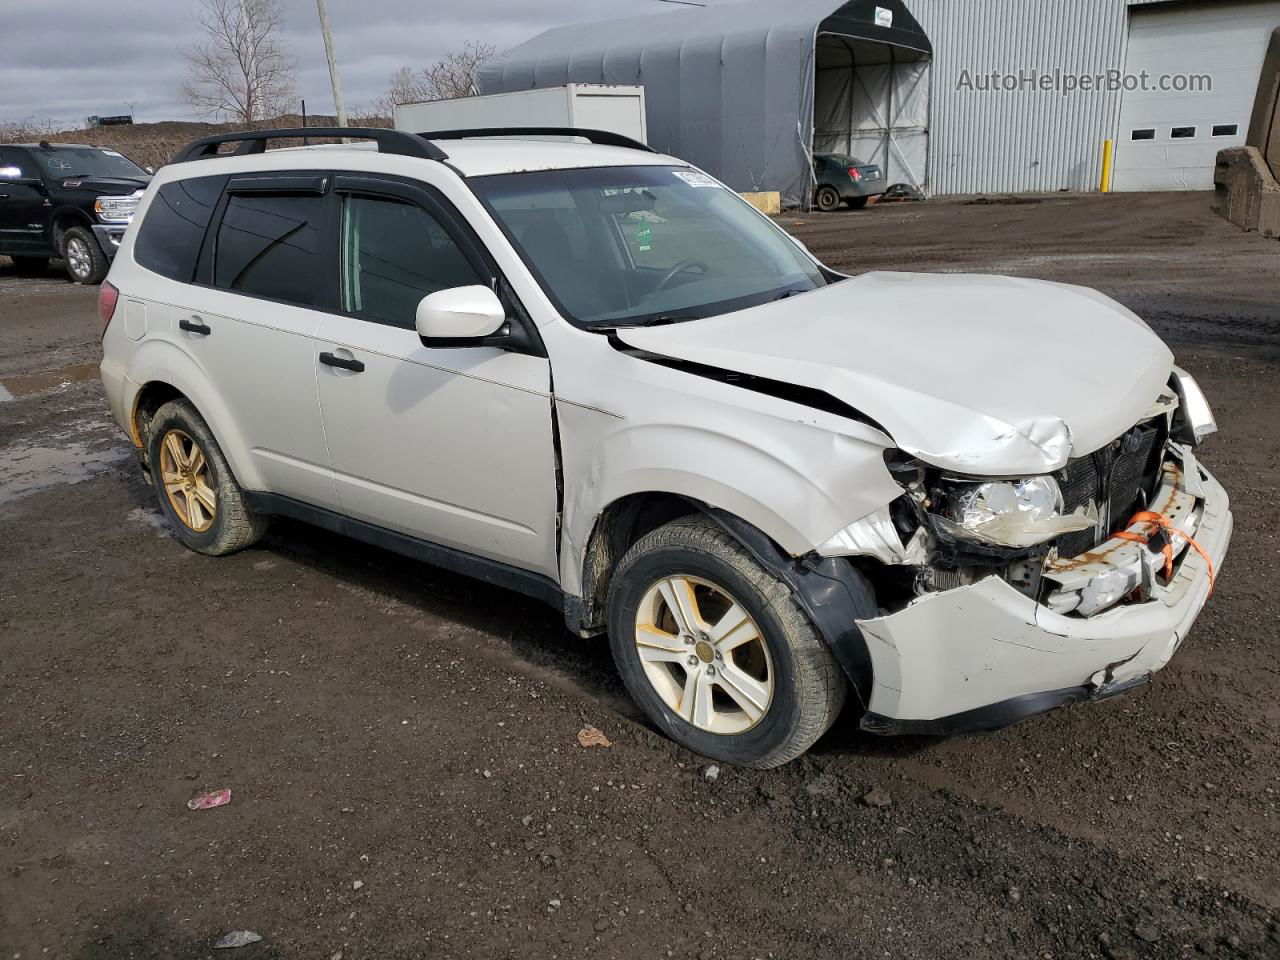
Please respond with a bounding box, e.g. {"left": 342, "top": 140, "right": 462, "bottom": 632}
{"left": 471, "top": 165, "right": 828, "bottom": 327}
{"left": 34, "top": 147, "right": 148, "bottom": 179}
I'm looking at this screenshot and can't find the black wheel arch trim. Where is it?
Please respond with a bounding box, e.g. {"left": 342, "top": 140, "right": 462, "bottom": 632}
{"left": 696, "top": 506, "right": 877, "bottom": 712}
{"left": 50, "top": 206, "right": 96, "bottom": 247}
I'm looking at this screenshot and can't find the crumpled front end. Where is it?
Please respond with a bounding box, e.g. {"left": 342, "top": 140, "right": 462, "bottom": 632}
{"left": 821, "top": 374, "right": 1232, "bottom": 734}
{"left": 858, "top": 448, "right": 1230, "bottom": 732}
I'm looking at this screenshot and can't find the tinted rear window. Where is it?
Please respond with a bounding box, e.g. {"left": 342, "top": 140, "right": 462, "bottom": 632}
{"left": 134, "top": 176, "right": 226, "bottom": 282}
{"left": 213, "top": 193, "right": 323, "bottom": 306}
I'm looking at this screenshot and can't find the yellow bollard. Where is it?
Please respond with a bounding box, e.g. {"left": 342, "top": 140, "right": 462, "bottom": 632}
{"left": 1100, "top": 138, "right": 1115, "bottom": 193}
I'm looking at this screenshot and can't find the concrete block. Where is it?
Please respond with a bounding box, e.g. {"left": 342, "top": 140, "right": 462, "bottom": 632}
{"left": 1213, "top": 146, "right": 1280, "bottom": 239}
{"left": 740, "top": 191, "right": 781, "bottom": 216}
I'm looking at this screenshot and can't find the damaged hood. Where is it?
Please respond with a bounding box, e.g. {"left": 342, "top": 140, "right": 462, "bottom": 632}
{"left": 616, "top": 271, "right": 1174, "bottom": 475}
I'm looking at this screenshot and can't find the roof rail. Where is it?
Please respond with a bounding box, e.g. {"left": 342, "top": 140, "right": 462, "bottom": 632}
{"left": 417, "top": 127, "right": 657, "bottom": 154}
{"left": 170, "top": 127, "right": 450, "bottom": 165}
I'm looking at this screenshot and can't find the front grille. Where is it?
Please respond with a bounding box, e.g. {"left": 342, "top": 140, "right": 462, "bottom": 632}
{"left": 1054, "top": 422, "right": 1164, "bottom": 559}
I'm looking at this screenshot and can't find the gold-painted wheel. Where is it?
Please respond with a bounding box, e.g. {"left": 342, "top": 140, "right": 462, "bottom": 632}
{"left": 158, "top": 428, "right": 217, "bottom": 533}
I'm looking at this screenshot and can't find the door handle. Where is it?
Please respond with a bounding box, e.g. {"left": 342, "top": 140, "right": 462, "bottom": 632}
{"left": 319, "top": 351, "right": 365, "bottom": 373}
{"left": 179, "top": 317, "right": 212, "bottom": 336}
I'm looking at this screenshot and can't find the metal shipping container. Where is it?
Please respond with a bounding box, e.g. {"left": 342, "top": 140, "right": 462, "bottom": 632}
{"left": 394, "top": 84, "right": 648, "bottom": 145}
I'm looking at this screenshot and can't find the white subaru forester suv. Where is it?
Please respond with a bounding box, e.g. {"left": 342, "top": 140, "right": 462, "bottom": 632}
{"left": 99, "top": 126, "right": 1231, "bottom": 769}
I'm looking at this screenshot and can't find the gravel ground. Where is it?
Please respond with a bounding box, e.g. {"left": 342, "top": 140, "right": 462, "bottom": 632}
{"left": 1, "top": 192, "right": 1279, "bottom": 959}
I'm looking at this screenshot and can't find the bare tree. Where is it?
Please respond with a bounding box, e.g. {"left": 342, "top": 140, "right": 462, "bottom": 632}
{"left": 423, "top": 41, "right": 494, "bottom": 100}
{"left": 0, "top": 116, "right": 64, "bottom": 143}
{"left": 376, "top": 41, "right": 495, "bottom": 115}
{"left": 372, "top": 67, "right": 428, "bottom": 116}
{"left": 181, "top": 0, "right": 297, "bottom": 124}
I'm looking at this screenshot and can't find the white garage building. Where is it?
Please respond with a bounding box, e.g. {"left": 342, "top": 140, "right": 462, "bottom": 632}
{"left": 912, "top": 0, "right": 1280, "bottom": 194}
{"left": 1112, "top": 0, "right": 1280, "bottom": 189}
{"left": 481, "top": 0, "right": 1280, "bottom": 199}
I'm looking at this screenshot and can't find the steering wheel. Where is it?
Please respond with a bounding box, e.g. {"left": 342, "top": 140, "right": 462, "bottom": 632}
{"left": 657, "top": 258, "right": 710, "bottom": 290}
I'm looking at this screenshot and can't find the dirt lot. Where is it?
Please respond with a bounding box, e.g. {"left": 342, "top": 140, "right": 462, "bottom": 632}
{"left": 2, "top": 192, "right": 1279, "bottom": 960}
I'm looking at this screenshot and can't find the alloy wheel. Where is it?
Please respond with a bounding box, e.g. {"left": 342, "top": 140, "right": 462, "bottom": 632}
{"left": 633, "top": 575, "right": 774, "bottom": 735}
{"left": 158, "top": 428, "right": 217, "bottom": 532}
{"left": 66, "top": 236, "right": 91, "bottom": 280}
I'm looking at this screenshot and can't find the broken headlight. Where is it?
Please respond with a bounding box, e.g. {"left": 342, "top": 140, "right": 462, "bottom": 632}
{"left": 934, "top": 475, "right": 1096, "bottom": 549}
{"left": 1169, "top": 367, "right": 1217, "bottom": 446}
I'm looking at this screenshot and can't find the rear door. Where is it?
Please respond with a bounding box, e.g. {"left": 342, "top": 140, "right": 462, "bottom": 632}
{"left": 313, "top": 173, "right": 559, "bottom": 578}
{"left": 170, "top": 172, "right": 339, "bottom": 509}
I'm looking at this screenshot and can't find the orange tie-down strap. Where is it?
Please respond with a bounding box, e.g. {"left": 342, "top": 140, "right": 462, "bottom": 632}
{"left": 1114, "top": 510, "right": 1216, "bottom": 597}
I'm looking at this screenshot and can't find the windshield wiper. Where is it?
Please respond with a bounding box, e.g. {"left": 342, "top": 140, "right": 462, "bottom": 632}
{"left": 772, "top": 287, "right": 809, "bottom": 302}
{"left": 611, "top": 314, "right": 702, "bottom": 328}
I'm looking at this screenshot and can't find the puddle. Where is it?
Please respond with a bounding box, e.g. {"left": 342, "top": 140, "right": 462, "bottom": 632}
{"left": 0, "top": 437, "right": 131, "bottom": 504}
{"left": 0, "top": 376, "right": 136, "bottom": 506}
{"left": 0, "top": 362, "right": 100, "bottom": 402}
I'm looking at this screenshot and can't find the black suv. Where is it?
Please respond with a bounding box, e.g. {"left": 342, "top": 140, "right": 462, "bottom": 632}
{"left": 0, "top": 141, "right": 151, "bottom": 284}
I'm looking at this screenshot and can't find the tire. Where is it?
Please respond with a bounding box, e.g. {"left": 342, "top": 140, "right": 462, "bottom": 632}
{"left": 846, "top": 196, "right": 869, "bottom": 209}
{"left": 145, "top": 398, "right": 268, "bottom": 556}
{"left": 10, "top": 256, "right": 50, "bottom": 275}
{"left": 814, "top": 185, "right": 841, "bottom": 212}
{"left": 61, "top": 226, "right": 108, "bottom": 284}
{"left": 607, "top": 515, "right": 846, "bottom": 769}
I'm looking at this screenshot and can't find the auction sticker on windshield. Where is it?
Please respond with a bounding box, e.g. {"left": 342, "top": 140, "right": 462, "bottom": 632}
{"left": 673, "top": 170, "right": 719, "bottom": 188}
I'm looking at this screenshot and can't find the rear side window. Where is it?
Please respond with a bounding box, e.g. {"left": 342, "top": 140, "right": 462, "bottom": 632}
{"left": 214, "top": 193, "right": 323, "bottom": 306}
{"left": 340, "top": 194, "right": 485, "bottom": 328}
{"left": 134, "top": 176, "right": 226, "bottom": 282}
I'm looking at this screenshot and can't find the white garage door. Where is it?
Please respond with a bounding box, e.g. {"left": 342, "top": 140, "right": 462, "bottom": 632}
{"left": 1114, "top": 0, "right": 1280, "bottom": 191}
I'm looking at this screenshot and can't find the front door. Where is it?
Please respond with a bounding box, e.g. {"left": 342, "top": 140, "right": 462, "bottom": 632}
{"left": 0, "top": 148, "right": 50, "bottom": 254}
{"left": 314, "top": 175, "right": 559, "bottom": 579}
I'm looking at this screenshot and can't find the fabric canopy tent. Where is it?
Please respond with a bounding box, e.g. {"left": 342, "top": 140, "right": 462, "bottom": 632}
{"left": 477, "top": 0, "right": 932, "bottom": 207}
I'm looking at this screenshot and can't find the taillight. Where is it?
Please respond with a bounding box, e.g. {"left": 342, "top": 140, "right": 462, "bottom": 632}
{"left": 99, "top": 281, "right": 119, "bottom": 336}
{"left": 847, "top": 167, "right": 863, "bottom": 181}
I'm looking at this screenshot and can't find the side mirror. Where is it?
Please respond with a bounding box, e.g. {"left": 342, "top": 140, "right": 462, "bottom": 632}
{"left": 145, "top": 165, "right": 155, "bottom": 174}
{"left": 415, "top": 285, "right": 507, "bottom": 347}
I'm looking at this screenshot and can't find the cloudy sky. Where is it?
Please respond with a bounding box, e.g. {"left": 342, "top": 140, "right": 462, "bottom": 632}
{"left": 1, "top": 0, "right": 721, "bottom": 125}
